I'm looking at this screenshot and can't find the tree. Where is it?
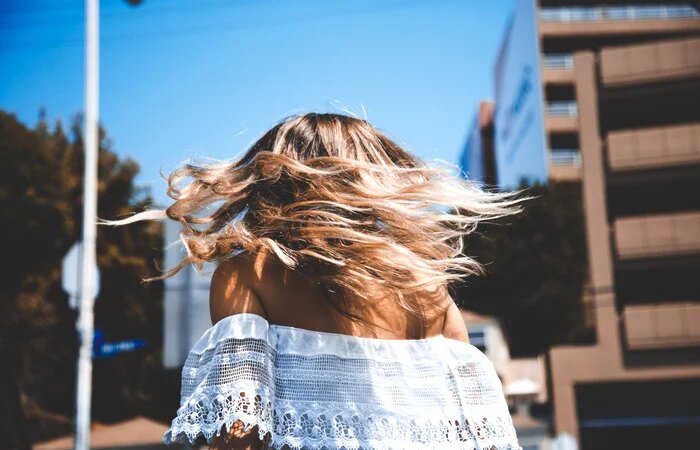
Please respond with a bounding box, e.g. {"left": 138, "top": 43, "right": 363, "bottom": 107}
{"left": 454, "top": 180, "right": 591, "bottom": 356}
{"left": 0, "top": 110, "right": 176, "bottom": 444}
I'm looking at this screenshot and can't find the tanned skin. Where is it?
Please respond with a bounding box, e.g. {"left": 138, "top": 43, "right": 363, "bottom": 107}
{"left": 208, "top": 251, "right": 469, "bottom": 450}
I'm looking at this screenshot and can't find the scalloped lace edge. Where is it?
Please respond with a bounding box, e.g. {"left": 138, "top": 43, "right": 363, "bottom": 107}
{"left": 163, "top": 387, "right": 522, "bottom": 450}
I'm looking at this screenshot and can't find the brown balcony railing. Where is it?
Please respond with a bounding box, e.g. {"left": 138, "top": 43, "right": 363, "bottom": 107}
{"left": 623, "top": 303, "right": 700, "bottom": 350}
{"left": 607, "top": 123, "right": 700, "bottom": 171}
{"left": 614, "top": 211, "right": 700, "bottom": 260}
{"left": 601, "top": 37, "right": 700, "bottom": 86}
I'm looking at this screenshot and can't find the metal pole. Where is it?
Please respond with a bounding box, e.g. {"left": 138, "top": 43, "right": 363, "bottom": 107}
{"left": 74, "top": 0, "right": 99, "bottom": 449}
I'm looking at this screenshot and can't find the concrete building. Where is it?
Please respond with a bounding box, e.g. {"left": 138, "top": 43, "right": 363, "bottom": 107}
{"left": 548, "top": 35, "right": 700, "bottom": 450}
{"left": 162, "top": 219, "right": 215, "bottom": 369}
{"left": 461, "top": 2, "right": 700, "bottom": 449}
{"left": 459, "top": 101, "right": 497, "bottom": 186}
{"left": 538, "top": 1, "right": 700, "bottom": 185}
{"left": 465, "top": 1, "right": 700, "bottom": 188}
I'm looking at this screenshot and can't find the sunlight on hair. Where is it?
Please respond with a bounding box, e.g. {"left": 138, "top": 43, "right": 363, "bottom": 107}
{"left": 99, "top": 112, "right": 529, "bottom": 316}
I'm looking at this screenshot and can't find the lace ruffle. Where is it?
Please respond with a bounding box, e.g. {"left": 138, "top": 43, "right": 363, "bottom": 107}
{"left": 163, "top": 314, "right": 521, "bottom": 450}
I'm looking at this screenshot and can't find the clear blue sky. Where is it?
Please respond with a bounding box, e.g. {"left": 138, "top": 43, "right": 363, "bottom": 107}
{"left": 1, "top": 0, "right": 513, "bottom": 205}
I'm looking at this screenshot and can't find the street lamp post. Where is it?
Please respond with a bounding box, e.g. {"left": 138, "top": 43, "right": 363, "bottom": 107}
{"left": 74, "top": 1, "right": 143, "bottom": 446}
{"left": 74, "top": 0, "right": 99, "bottom": 449}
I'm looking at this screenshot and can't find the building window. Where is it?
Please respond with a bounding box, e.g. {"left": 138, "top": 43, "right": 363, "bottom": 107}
{"left": 469, "top": 330, "right": 487, "bottom": 352}
{"left": 546, "top": 101, "right": 578, "bottom": 118}
{"left": 542, "top": 53, "right": 574, "bottom": 70}
{"left": 549, "top": 148, "right": 581, "bottom": 166}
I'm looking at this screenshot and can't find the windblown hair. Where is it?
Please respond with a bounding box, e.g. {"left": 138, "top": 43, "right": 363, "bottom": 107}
{"left": 102, "top": 113, "right": 525, "bottom": 315}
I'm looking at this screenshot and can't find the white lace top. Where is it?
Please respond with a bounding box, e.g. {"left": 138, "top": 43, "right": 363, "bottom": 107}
{"left": 163, "top": 313, "right": 521, "bottom": 450}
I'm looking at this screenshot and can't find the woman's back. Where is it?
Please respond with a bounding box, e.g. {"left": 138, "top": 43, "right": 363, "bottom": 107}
{"left": 172, "top": 252, "right": 507, "bottom": 449}
{"left": 211, "top": 251, "right": 453, "bottom": 341}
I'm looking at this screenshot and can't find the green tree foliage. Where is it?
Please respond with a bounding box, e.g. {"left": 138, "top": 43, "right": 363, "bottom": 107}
{"left": 454, "top": 180, "right": 591, "bottom": 357}
{"left": 0, "top": 110, "right": 176, "bottom": 445}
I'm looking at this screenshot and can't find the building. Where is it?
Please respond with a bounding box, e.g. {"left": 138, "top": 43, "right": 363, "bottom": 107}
{"left": 466, "top": 1, "right": 700, "bottom": 449}
{"left": 537, "top": 1, "right": 700, "bottom": 185}
{"left": 491, "top": 0, "right": 550, "bottom": 188}
{"left": 162, "top": 219, "right": 215, "bottom": 368}
{"left": 548, "top": 35, "right": 700, "bottom": 450}
{"left": 459, "top": 101, "right": 497, "bottom": 186}
{"left": 475, "top": 1, "right": 700, "bottom": 188}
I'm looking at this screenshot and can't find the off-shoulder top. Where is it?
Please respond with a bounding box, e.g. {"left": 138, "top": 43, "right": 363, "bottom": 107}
{"left": 163, "top": 313, "right": 521, "bottom": 450}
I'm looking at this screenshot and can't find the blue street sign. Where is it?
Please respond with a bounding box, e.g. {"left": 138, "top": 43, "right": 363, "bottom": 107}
{"left": 93, "top": 330, "right": 146, "bottom": 359}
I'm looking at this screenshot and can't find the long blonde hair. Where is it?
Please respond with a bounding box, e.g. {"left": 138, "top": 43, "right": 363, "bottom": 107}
{"left": 102, "top": 113, "right": 525, "bottom": 315}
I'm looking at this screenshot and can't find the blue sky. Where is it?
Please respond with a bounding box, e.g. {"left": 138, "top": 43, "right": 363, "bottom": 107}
{"left": 1, "top": 0, "right": 513, "bottom": 205}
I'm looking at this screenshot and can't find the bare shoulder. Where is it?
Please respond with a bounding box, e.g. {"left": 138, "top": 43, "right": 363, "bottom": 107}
{"left": 209, "top": 252, "right": 273, "bottom": 446}
{"left": 209, "top": 252, "right": 268, "bottom": 325}
{"left": 441, "top": 300, "right": 469, "bottom": 344}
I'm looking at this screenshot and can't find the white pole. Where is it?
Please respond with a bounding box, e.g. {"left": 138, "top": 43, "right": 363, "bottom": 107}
{"left": 75, "top": 0, "right": 99, "bottom": 449}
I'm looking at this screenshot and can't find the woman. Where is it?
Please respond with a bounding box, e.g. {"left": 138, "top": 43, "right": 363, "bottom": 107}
{"left": 104, "top": 113, "right": 524, "bottom": 449}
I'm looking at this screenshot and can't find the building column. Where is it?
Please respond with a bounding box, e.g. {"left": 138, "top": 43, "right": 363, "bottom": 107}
{"left": 552, "top": 378, "right": 577, "bottom": 438}
{"left": 550, "top": 50, "right": 624, "bottom": 443}
{"left": 574, "top": 51, "right": 619, "bottom": 350}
